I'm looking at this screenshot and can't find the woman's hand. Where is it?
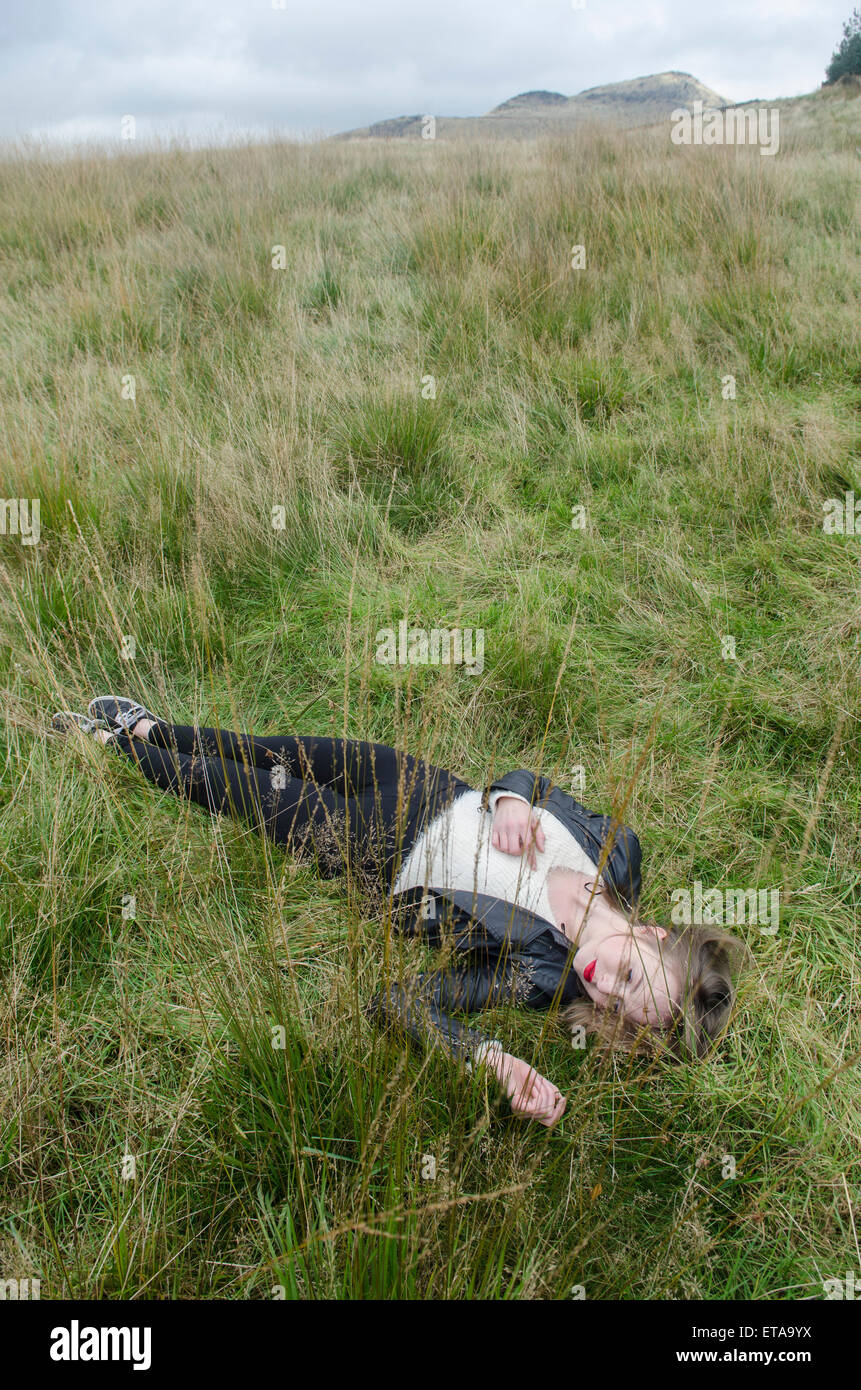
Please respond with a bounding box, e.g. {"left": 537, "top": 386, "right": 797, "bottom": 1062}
{"left": 491, "top": 796, "right": 545, "bottom": 870}
{"left": 489, "top": 1050, "right": 566, "bottom": 1127}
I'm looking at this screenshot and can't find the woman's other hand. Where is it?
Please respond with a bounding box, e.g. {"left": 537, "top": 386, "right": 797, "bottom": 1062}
{"left": 491, "top": 795, "right": 545, "bottom": 870}
{"left": 489, "top": 1049, "right": 566, "bottom": 1127}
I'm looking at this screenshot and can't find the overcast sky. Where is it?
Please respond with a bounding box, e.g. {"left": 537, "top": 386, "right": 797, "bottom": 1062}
{"left": 0, "top": 0, "right": 852, "bottom": 146}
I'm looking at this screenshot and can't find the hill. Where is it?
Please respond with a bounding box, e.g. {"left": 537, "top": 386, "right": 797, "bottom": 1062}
{"left": 340, "top": 71, "right": 729, "bottom": 139}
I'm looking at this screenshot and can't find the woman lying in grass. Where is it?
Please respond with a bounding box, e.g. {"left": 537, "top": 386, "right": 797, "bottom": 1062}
{"left": 52, "top": 697, "right": 743, "bottom": 1128}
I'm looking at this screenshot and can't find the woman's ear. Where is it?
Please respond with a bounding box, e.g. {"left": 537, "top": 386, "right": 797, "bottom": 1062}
{"left": 636, "top": 921, "right": 668, "bottom": 943}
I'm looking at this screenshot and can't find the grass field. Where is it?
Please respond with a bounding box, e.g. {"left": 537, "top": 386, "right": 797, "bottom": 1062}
{"left": 1, "top": 104, "right": 860, "bottom": 1300}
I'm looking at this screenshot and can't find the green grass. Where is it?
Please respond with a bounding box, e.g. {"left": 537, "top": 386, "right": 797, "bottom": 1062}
{"left": 0, "top": 116, "right": 859, "bottom": 1299}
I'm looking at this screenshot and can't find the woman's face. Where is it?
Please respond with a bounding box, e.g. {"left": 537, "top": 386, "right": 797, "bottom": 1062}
{"left": 561, "top": 873, "right": 680, "bottom": 1026}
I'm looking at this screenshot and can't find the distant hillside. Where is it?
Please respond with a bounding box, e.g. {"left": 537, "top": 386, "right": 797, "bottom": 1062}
{"left": 339, "top": 71, "right": 730, "bottom": 140}
{"left": 490, "top": 90, "right": 569, "bottom": 114}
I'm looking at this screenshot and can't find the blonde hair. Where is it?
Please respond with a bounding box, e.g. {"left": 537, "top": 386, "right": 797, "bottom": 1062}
{"left": 562, "top": 918, "right": 747, "bottom": 1061}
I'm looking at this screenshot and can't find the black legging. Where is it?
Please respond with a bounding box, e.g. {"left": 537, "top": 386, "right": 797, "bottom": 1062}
{"left": 111, "top": 720, "right": 470, "bottom": 884}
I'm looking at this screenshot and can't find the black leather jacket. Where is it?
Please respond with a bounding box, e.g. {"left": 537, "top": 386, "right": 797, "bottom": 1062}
{"left": 366, "top": 770, "right": 643, "bottom": 1061}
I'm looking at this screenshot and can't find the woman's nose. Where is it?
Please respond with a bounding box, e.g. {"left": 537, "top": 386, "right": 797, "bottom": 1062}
{"left": 597, "top": 964, "right": 626, "bottom": 994}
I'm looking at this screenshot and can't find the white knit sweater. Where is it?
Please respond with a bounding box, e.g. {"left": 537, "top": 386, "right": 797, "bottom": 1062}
{"left": 393, "top": 787, "right": 600, "bottom": 923}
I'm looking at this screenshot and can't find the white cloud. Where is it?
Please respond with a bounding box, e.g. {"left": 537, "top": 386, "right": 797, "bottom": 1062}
{"left": 0, "top": 0, "right": 851, "bottom": 145}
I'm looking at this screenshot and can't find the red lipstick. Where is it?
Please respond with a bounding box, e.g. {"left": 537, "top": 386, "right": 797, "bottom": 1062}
{"left": 583, "top": 959, "right": 596, "bottom": 983}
